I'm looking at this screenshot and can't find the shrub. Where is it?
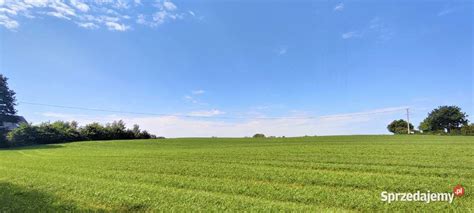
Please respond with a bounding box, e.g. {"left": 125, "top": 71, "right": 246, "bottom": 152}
{"left": 105, "top": 120, "right": 134, "bottom": 140}
{"left": 7, "top": 123, "right": 40, "bottom": 147}
{"left": 253, "top": 133, "right": 265, "bottom": 138}
{"left": 79, "top": 123, "right": 109, "bottom": 141}
{"left": 387, "top": 119, "right": 414, "bottom": 134}
{"left": 461, "top": 124, "right": 474, "bottom": 136}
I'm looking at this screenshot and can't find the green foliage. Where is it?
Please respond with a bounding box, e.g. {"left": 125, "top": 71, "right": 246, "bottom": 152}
{"left": 419, "top": 106, "right": 468, "bottom": 133}
{"left": 0, "top": 135, "right": 471, "bottom": 211}
{"left": 387, "top": 119, "right": 413, "bottom": 134}
{"left": 6, "top": 120, "right": 156, "bottom": 147}
{"left": 7, "top": 121, "right": 82, "bottom": 146}
{"left": 0, "top": 129, "right": 8, "bottom": 148}
{"left": 461, "top": 124, "right": 474, "bottom": 136}
{"left": 252, "top": 133, "right": 265, "bottom": 138}
{"left": 79, "top": 122, "right": 108, "bottom": 141}
{"left": 0, "top": 74, "right": 18, "bottom": 144}
{"left": 0, "top": 74, "right": 17, "bottom": 116}
{"left": 6, "top": 123, "right": 39, "bottom": 147}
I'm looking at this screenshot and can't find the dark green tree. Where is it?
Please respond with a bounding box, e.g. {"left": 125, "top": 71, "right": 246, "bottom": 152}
{"left": 0, "top": 74, "right": 18, "bottom": 145}
{"left": 387, "top": 119, "right": 414, "bottom": 134}
{"left": 132, "top": 124, "right": 141, "bottom": 138}
{"left": 420, "top": 106, "right": 468, "bottom": 133}
{"left": 0, "top": 74, "right": 17, "bottom": 116}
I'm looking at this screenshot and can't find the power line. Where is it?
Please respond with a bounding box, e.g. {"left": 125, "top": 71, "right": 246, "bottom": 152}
{"left": 18, "top": 101, "right": 407, "bottom": 120}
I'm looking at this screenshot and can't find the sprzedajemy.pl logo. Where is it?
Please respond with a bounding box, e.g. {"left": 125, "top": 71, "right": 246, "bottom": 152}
{"left": 381, "top": 185, "right": 465, "bottom": 204}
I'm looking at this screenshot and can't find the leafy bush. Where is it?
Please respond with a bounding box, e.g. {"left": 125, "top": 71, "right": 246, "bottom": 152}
{"left": 461, "top": 124, "right": 474, "bottom": 136}
{"left": 387, "top": 119, "right": 414, "bottom": 134}
{"left": 6, "top": 123, "right": 39, "bottom": 147}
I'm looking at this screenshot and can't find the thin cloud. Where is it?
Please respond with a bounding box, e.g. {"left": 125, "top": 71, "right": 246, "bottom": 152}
{"left": 70, "top": 0, "right": 89, "bottom": 12}
{"left": 334, "top": 3, "right": 344, "bottom": 11}
{"left": 105, "top": 21, "right": 130, "bottom": 31}
{"left": 163, "top": 1, "right": 177, "bottom": 11}
{"left": 188, "top": 109, "right": 225, "bottom": 117}
{"left": 184, "top": 89, "right": 207, "bottom": 105}
{"left": 341, "top": 31, "right": 361, "bottom": 39}
{"left": 438, "top": 8, "right": 455, "bottom": 16}
{"left": 0, "top": 0, "right": 186, "bottom": 31}
{"left": 0, "top": 14, "right": 18, "bottom": 29}
{"left": 342, "top": 17, "right": 393, "bottom": 42}
{"left": 191, "top": 90, "right": 205, "bottom": 95}
{"left": 277, "top": 47, "right": 287, "bottom": 55}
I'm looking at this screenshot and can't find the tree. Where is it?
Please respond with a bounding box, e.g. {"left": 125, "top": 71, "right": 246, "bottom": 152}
{"left": 0, "top": 74, "right": 17, "bottom": 116}
{"left": 0, "top": 74, "right": 17, "bottom": 145}
{"left": 387, "top": 119, "right": 414, "bottom": 134}
{"left": 420, "top": 106, "right": 469, "bottom": 133}
{"left": 253, "top": 133, "right": 265, "bottom": 138}
{"left": 132, "top": 124, "right": 141, "bottom": 138}
{"left": 80, "top": 122, "right": 108, "bottom": 141}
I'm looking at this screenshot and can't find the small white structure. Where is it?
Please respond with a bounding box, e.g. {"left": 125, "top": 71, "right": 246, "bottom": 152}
{"left": 0, "top": 116, "right": 27, "bottom": 131}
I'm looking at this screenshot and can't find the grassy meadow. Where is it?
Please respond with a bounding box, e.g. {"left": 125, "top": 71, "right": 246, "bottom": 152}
{"left": 0, "top": 135, "right": 472, "bottom": 211}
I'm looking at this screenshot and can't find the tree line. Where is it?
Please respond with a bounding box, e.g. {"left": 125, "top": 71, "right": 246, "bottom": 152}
{"left": 4, "top": 120, "right": 158, "bottom": 147}
{"left": 0, "top": 74, "right": 159, "bottom": 148}
{"left": 387, "top": 106, "right": 473, "bottom": 135}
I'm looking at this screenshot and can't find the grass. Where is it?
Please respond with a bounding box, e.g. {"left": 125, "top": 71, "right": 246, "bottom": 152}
{"left": 0, "top": 135, "right": 472, "bottom": 212}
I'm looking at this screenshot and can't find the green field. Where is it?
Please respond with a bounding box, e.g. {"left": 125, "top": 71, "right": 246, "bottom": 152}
{"left": 0, "top": 135, "right": 472, "bottom": 211}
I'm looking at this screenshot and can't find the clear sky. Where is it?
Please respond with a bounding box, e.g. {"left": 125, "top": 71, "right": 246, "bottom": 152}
{"left": 1, "top": 0, "right": 473, "bottom": 137}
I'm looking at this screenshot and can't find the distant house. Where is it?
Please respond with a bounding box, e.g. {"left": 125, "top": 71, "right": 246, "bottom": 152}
{"left": 0, "top": 115, "right": 27, "bottom": 131}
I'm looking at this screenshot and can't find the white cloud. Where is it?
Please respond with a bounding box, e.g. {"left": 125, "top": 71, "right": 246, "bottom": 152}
{"left": 136, "top": 14, "right": 146, "bottom": 24}
{"left": 24, "top": 0, "right": 48, "bottom": 7}
{"left": 438, "top": 8, "right": 455, "bottom": 16}
{"left": 0, "top": 0, "right": 184, "bottom": 31}
{"left": 113, "top": 0, "right": 129, "bottom": 9}
{"left": 46, "top": 11, "right": 72, "bottom": 20}
{"left": 49, "top": 1, "right": 76, "bottom": 17}
{"left": 70, "top": 0, "right": 90, "bottom": 12}
{"left": 341, "top": 31, "right": 361, "bottom": 39}
{"left": 369, "top": 17, "right": 393, "bottom": 42}
{"left": 334, "top": 3, "right": 344, "bottom": 11}
{"left": 184, "top": 95, "right": 199, "bottom": 104}
{"left": 277, "top": 47, "right": 287, "bottom": 55}
{"left": 163, "top": 1, "right": 177, "bottom": 11}
{"left": 152, "top": 10, "right": 167, "bottom": 25}
{"left": 0, "top": 14, "right": 19, "bottom": 29}
{"left": 0, "top": 7, "right": 16, "bottom": 15}
{"left": 342, "top": 17, "right": 393, "bottom": 42}
{"left": 188, "top": 10, "right": 195, "bottom": 16}
{"left": 191, "top": 90, "right": 205, "bottom": 95}
{"left": 188, "top": 109, "right": 225, "bottom": 117}
{"left": 42, "top": 112, "right": 84, "bottom": 118}
{"left": 77, "top": 22, "right": 98, "bottom": 29}
{"left": 105, "top": 21, "right": 129, "bottom": 31}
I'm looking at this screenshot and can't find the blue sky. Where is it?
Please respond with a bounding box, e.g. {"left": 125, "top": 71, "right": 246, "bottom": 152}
{"left": 1, "top": 0, "right": 472, "bottom": 137}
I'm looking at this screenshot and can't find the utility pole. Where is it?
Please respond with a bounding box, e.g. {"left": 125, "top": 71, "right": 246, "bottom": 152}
{"left": 406, "top": 108, "right": 410, "bottom": 134}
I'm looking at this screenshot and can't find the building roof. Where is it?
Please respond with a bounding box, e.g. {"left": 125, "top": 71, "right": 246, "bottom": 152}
{"left": 0, "top": 115, "right": 27, "bottom": 123}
